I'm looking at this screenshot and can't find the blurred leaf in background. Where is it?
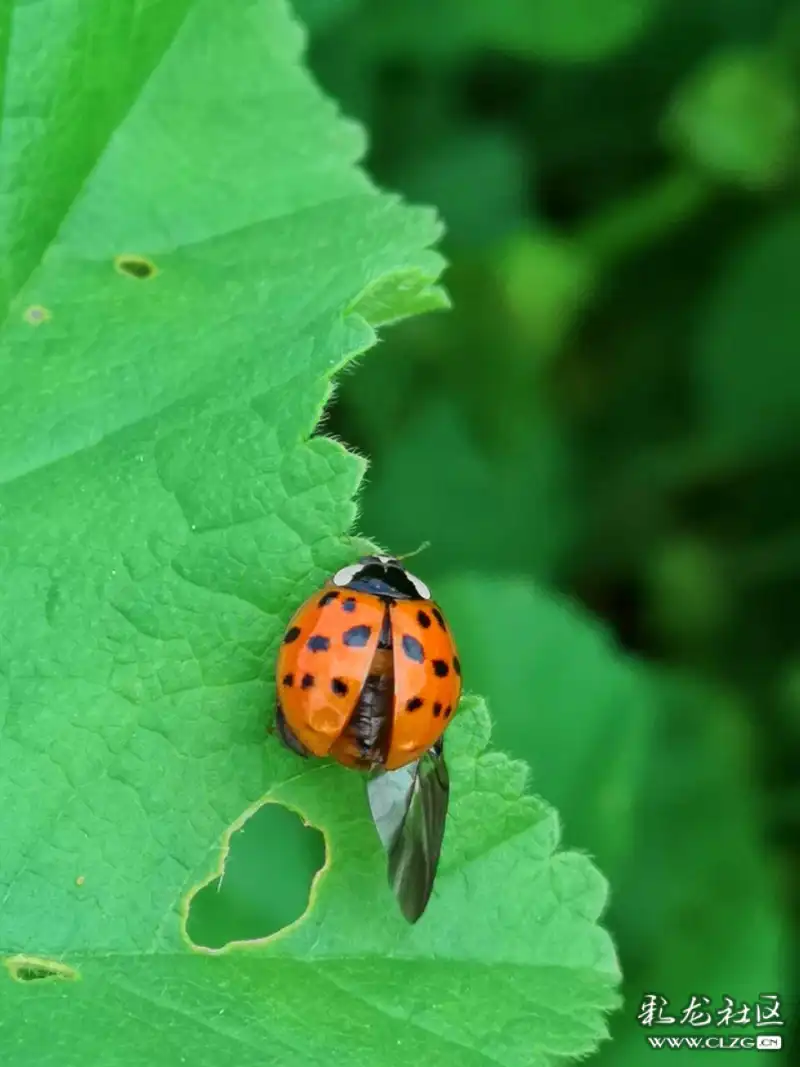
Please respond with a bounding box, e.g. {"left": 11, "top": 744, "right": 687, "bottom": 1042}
{"left": 600, "top": 672, "right": 787, "bottom": 1062}
{"left": 433, "top": 574, "right": 653, "bottom": 888}
{"left": 354, "top": 0, "right": 662, "bottom": 63}
{"left": 301, "top": 0, "right": 799, "bottom": 1059}
{"left": 360, "top": 399, "right": 575, "bottom": 578}
{"left": 664, "top": 48, "right": 799, "bottom": 188}
{"left": 696, "top": 208, "right": 800, "bottom": 457}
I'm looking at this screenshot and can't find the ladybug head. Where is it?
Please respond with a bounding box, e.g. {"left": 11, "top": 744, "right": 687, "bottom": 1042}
{"left": 332, "top": 554, "right": 431, "bottom": 600}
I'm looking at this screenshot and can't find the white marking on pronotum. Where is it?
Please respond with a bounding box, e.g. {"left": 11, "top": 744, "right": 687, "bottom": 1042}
{"left": 404, "top": 569, "right": 431, "bottom": 600}
{"left": 332, "top": 563, "right": 362, "bottom": 587}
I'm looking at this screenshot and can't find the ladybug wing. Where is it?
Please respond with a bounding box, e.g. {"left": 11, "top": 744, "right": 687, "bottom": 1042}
{"left": 366, "top": 739, "right": 449, "bottom": 923}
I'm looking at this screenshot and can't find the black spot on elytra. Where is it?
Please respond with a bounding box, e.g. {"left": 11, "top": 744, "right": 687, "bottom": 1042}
{"left": 282, "top": 673, "right": 294, "bottom": 687}
{"left": 343, "top": 624, "right": 371, "bottom": 648}
{"left": 331, "top": 678, "right": 349, "bottom": 696}
{"left": 432, "top": 659, "right": 449, "bottom": 677}
{"left": 318, "top": 590, "right": 339, "bottom": 607}
{"left": 416, "top": 610, "right": 432, "bottom": 629}
{"left": 283, "top": 626, "right": 301, "bottom": 644}
{"left": 402, "top": 634, "right": 425, "bottom": 663}
{"left": 405, "top": 696, "right": 424, "bottom": 712}
{"left": 433, "top": 701, "right": 443, "bottom": 717}
{"left": 444, "top": 705, "right": 452, "bottom": 718}
{"left": 432, "top": 607, "right": 447, "bottom": 631}
{"left": 342, "top": 597, "right": 357, "bottom": 612}
{"left": 301, "top": 673, "right": 314, "bottom": 689}
{"left": 453, "top": 655, "right": 461, "bottom": 676}
{"left": 307, "top": 634, "right": 330, "bottom": 652}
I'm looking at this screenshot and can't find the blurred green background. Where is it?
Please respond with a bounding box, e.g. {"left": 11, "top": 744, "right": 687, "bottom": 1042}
{"left": 190, "top": 0, "right": 799, "bottom": 1059}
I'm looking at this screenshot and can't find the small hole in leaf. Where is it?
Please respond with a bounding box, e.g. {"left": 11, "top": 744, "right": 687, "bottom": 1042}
{"left": 23, "top": 304, "right": 51, "bottom": 325}
{"left": 5, "top": 956, "right": 78, "bottom": 982}
{"left": 114, "top": 254, "right": 157, "bottom": 280}
{"left": 187, "top": 803, "right": 325, "bottom": 949}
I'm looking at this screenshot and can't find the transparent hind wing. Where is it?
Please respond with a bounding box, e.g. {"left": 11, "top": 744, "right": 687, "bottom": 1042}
{"left": 366, "top": 740, "right": 449, "bottom": 923}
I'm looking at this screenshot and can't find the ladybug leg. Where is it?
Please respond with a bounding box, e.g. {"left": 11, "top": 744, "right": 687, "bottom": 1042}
{"left": 272, "top": 702, "right": 311, "bottom": 758}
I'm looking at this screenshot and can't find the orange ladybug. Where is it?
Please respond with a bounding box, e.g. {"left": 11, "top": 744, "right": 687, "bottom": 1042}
{"left": 273, "top": 554, "right": 462, "bottom": 921}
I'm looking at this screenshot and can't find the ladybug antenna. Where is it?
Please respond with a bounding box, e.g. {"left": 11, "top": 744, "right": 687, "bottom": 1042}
{"left": 396, "top": 541, "right": 431, "bottom": 563}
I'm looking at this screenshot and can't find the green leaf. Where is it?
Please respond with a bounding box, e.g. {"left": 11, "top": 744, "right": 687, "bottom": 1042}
{"left": 5, "top": 688, "right": 621, "bottom": 1062}
{"left": 0, "top": 1, "right": 620, "bottom": 1062}
{"left": 0, "top": 1, "right": 445, "bottom": 480}
{"left": 695, "top": 208, "right": 800, "bottom": 457}
{"left": 291, "top": 0, "right": 361, "bottom": 32}
{"left": 357, "top": 0, "right": 660, "bottom": 63}
{"left": 664, "top": 49, "right": 799, "bottom": 189}
{"left": 497, "top": 230, "right": 595, "bottom": 354}
{"left": 359, "top": 399, "right": 575, "bottom": 580}
{"left": 349, "top": 264, "right": 450, "bottom": 327}
{"left": 622, "top": 674, "right": 785, "bottom": 991}
{"left": 598, "top": 672, "right": 788, "bottom": 1064}
{"left": 644, "top": 536, "right": 732, "bottom": 656}
{"left": 433, "top": 575, "right": 654, "bottom": 884}
{"left": 394, "top": 128, "right": 529, "bottom": 250}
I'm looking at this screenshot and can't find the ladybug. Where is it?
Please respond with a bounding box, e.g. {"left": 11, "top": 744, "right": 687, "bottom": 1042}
{"left": 273, "top": 554, "right": 462, "bottom": 922}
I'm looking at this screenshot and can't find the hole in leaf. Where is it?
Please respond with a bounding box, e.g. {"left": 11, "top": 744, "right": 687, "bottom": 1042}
{"left": 187, "top": 803, "right": 325, "bottom": 949}
{"left": 114, "top": 254, "right": 158, "bottom": 280}
{"left": 5, "top": 956, "right": 78, "bottom": 982}
{"left": 23, "top": 304, "right": 50, "bottom": 325}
